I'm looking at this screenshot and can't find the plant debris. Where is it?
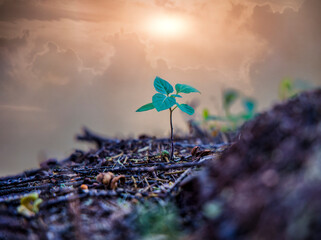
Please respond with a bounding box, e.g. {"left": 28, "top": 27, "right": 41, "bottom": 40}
{"left": 0, "top": 127, "right": 226, "bottom": 240}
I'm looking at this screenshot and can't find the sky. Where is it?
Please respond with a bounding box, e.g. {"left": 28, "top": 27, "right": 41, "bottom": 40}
{"left": 0, "top": 0, "right": 320, "bottom": 175}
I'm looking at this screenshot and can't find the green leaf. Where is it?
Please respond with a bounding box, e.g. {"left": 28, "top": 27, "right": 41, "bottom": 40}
{"left": 170, "top": 94, "right": 182, "bottom": 98}
{"left": 223, "top": 89, "right": 239, "bottom": 109}
{"left": 136, "top": 103, "right": 155, "bottom": 112}
{"left": 177, "top": 103, "right": 194, "bottom": 115}
{"left": 161, "top": 150, "right": 170, "bottom": 157}
{"left": 175, "top": 83, "right": 200, "bottom": 94}
{"left": 209, "top": 115, "right": 227, "bottom": 121}
{"left": 242, "top": 98, "right": 256, "bottom": 113}
{"left": 152, "top": 93, "right": 176, "bottom": 111}
{"left": 154, "top": 76, "right": 174, "bottom": 95}
{"left": 203, "top": 108, "right": 209, "bottom": 120}
{"left": 279, "top": 78, "right": 294, "bottom": 100}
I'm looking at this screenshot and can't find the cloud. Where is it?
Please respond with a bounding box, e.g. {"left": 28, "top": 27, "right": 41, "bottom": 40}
{"left": 247, "top": 0, "right": 321, "bottom": 107}
{"left": 139, "top": 2, "right": 265, "bottom": 88}
{"left": 31, "top": 42, "right": 81, "bottom": 85}
{"left": 0, "top": 29, "right": 29, "bottom": 52}
{"left": 0, "top": 0, "right": 72, "bottom": 21}
{"left": 237, "top": 0, "right": 304, "bottom": 12}
{"left": 0, "top": 0, "right": 128, "bottom": 22}
{"left": 0, "top": 104, "right": 45, "bottom": 112}
{"left": 0, "top": 30, "right": 31, "bottom": 96}
{"left": 145, "top": 0, "right": 304, "bottom": 14}
{"left": 99, "top": 32, "right": 153, "bottom": 85}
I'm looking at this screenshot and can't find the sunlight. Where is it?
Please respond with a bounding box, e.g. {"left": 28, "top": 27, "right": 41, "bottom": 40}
{"left": 146, "top": 15, "right": 188, "bottom": 38}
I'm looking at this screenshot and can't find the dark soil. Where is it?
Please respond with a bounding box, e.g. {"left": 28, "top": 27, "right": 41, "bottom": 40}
{"left": 0, "top": 128, "right": 227, "bottom": 240}
{"left": 179, "top": 88, "right": 321, "bottom": 240}
{"left": 0, "top": 89, "right": 320, "bottom": 240}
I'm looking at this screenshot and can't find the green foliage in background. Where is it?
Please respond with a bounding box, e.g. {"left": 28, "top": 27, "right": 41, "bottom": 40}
{"left": 135, "top": 201, "right": 182, "bottom": 240}
{"left": 203, "top": 88, "right": 257, "bottom": 132}
{"left": 279, "top": 77, "right": 315, "bottom": 100}
{"left": 202, "top": 78, "right": 316, "bottom": 135}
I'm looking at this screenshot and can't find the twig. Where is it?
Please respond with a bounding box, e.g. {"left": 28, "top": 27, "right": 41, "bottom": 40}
{"left": 41, "top": 189, "right": 135, "bottom": 209}
{"left": 166, "top": 156, "right": 214, "bottom": 196}
{"left": 76, "top": 127, "right": 119, "bottom": 147}
{"left": 166, "top": 168, "right": 192, "bottom": 196}
{"left": 73, "top": 159, "right": 210, "bottom": 174}
{"left": 76, "top": 127, "right": 230, "bottom": 150}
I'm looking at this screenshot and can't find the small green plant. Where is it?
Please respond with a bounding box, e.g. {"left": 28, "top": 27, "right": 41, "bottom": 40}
{"left": 135, "top": 201, "right": 182, "bottom": 240}
{"left": 279, "top": 78, "right": 295, "bottom": 100}
{"left": 279, "top": 77, "right": 314, "bottom": 100}
{"left": 136, "top": 76, "right": 200, "bottom": 159}
{"left": 161, "top": 150, "right": 170, "bottom": 158}
{"left": 17, "top": 192, "right": 43, "bottom": 217}
{"left": 203, "top": 89, "right": 256, "bottom": 132}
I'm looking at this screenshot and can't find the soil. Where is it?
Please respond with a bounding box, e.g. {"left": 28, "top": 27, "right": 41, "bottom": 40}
{"left": 0, "top": 127, "right": 228, "bottom": 240}
{"left": 0, "top": 89, "right": 320, "bottom": 240}
{"left": 179, "top": 88, "right": 321, "bottom": 240}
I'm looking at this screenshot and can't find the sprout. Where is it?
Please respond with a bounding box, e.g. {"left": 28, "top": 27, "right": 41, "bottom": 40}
{"left": 136, "top": 76, "right": 200, "bottom": 159}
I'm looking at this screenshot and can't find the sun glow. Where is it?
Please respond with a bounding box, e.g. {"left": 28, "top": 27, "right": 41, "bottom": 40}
{"left": 146, "top": 15, "right": 188, "bottom": 38}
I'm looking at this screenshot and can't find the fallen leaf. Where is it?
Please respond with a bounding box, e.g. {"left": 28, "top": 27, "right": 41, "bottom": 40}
{"left": 191, "top": 146, "right": 200, "bottom": 156}
{"left": 96, "top": 172, "right": 114, "bottom": 186}
{"left": 110, "top": 175, "right": 125, "bottom": 190}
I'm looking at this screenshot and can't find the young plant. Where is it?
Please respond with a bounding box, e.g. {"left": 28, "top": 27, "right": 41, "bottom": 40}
{"left": 279, "top": 78, "right": 295, "bottom": 100}
{"left": 203, "top": 88, "right": 257, "bottom": 132}
{"left": 136, "top": 76, "right": 200, "bottom": 159}
{"left": 278, "top": 77, "right": 314, "bottom": 100}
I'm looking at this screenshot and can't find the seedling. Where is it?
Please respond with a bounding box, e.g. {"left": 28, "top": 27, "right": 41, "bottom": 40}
{"left": 203, "top": 88, "right": 257, "bottom": 132}
{"left": 161, "top": 150, "right": 170, "bottom": 158}
{"left": 136, "top": 76, "right": 200, "bottom": 159}
{"left": 278, "top": 78, "right": 314, "bottom": 100}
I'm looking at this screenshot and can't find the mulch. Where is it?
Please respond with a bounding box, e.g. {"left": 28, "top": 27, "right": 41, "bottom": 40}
{"left": 0, "top": 128, "right": 227, "bottom": 240}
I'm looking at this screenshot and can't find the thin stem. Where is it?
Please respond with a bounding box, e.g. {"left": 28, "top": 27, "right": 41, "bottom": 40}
{"left": 169, "top": 108, "right": 174, "bottom": 160}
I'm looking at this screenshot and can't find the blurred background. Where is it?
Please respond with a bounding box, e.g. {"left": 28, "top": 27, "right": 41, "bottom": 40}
{"left": 0, "top": 0, "right": 320, "bottom": 176}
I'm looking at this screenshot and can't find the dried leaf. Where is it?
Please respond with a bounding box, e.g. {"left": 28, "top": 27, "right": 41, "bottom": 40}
{"left": 96, "top": 172, "right": 114, "bottom": 186}
{"left": 96, "top": 172, "right": 125, "bottom": 190}
{"left": 197, "top": 150, "right": 212, "bottom": 157}
{"left": 110, "top": 175, "right": 125, "bottom": 190}
{"left": 191, "top": 146, "right": 200, "bottom": 156}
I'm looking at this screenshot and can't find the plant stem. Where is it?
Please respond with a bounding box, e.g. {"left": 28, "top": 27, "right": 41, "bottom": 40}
{"left": 169, "top": 108, "right": 174, "bottom": 160}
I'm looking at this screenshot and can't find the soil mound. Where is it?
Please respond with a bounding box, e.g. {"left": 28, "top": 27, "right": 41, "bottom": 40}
{"left": 181, "top": 89, "right": 321, "bottom": 240}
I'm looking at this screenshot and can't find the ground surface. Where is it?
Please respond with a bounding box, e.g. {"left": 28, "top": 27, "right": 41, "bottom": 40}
{"left": 0, "top": 89, "right": 321, "bottom": 240}
{"left": 0, "top": 127, "right": 227, "bottom": 240}
{"left": 180, "top": 89, "right": 321, "bottom": 240}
